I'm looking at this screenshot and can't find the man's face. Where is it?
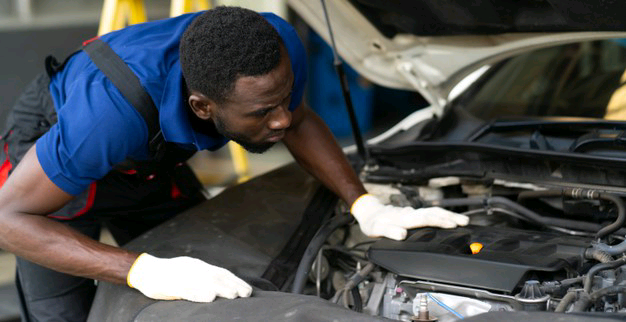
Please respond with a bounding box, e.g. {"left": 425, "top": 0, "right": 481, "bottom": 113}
{"left": 211, "top": 47, "right": 294, "bottom": 154}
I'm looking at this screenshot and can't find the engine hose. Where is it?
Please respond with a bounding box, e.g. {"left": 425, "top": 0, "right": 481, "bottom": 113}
{"left": 590, "top": 285, "right": 626, "bottom": 301}
{"left": 425, "top": 197, "right": 626, "bottom": 235}
{"left": 584, "top": 248, "right": 613, "bottom": 263}
{"left": 554, "top": 291, "right": 577, "bottom": 312}
{"left": 518, "top": 188, "right": 599, "bottom": 204}
{"left": 570, "top": 292, "right": 591, "bottom": 312}
{"left": 595, "top": 193, "right": 626, "bottom": 239}
{"left": 593, "top": 239, "right": 626, "bottom": 256}
{"left": 291, "top": 214, "right": 353, "bottom": 294}
{"left": 518, "top": 189, "right": 626, "bottom": 239}
{"left": 583, "top": 257, "right": 626, "bottom": 294}
{"left": 559, "top": 276, "right": 584, "bottom": 286}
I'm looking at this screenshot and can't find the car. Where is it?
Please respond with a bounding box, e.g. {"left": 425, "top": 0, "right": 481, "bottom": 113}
{"left": 89, "top": 1, "right": 626, "bottom": 321}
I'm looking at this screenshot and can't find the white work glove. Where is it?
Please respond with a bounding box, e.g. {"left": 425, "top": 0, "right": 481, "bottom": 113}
{"left": 127, "top": 253, "right": 253, "bottom": 302}
{"left": 351, "top": 194, "right": 469, "bottom": 241}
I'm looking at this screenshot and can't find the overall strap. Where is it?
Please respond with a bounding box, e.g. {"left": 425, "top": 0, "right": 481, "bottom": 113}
{"left": 82, "top": 37, "right": 164, "bottom": 158}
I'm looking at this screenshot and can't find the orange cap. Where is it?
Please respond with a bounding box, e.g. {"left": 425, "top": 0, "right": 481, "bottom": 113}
{"left": 470, "top": 242, "right": 483, "bottom": 255}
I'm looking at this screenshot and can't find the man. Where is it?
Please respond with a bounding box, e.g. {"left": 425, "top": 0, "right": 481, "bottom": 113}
{"left": 0, "top": 6, "right": 468, "bottom": 322}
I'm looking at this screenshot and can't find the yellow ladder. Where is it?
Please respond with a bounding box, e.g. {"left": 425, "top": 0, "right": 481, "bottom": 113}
{"left": 97, "top": 0, "right": 147, "bottom": 35}
{"left": 97, "top": 0, "right": 251, "bottom": 184}
{"left": 170, "top": 0, "right": 210, "bottom": 16}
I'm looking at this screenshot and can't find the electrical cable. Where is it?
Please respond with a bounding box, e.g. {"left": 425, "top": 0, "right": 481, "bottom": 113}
{"left": 426, "top": 293, "right": 464, "bottom": 319}
{"left": 335, "top": 263, "right": 375, "bottom": 311}
{"left": 350, "top": 287, "right": 363, "bottom": 312}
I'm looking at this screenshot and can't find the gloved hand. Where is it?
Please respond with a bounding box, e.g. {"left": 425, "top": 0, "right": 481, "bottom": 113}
{"left": 127, "top": 253, "right": 253, "bottom": 302}
{"left": 351, "top": 194, "right": 469, "bottom": 241}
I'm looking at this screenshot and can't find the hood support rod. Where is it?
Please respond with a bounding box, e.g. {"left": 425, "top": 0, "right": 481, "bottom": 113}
{"left": 320, "top": 0, "right": 369, "bottom": 165}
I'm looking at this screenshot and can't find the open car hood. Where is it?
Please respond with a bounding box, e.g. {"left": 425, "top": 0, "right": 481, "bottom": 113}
{"left": 288, "top": 0, "right": 626, "bottom": 116}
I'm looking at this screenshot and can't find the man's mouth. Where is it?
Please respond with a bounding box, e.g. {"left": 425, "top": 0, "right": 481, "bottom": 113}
{"left": 266, "top": 132, "right": 285, "bottom": 142}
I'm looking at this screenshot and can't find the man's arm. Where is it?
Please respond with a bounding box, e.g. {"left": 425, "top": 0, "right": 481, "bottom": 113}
{"left": 283, "top": 103, "right": 469, "bottom": 240}
{"left": 283, "top": 103, "right": 366, "bottom": 206}
{"left": 0, "top": 144, "right": 252, "bottom": 302}
{"left": 0, "top": 145, "right": 137, "bottom": 284}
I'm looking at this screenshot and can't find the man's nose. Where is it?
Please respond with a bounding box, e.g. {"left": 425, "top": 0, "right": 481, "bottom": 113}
{"left": 268, "top": 106, "right": 291, "bottom": 130}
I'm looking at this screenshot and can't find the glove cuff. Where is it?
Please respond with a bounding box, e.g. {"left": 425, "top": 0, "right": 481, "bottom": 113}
{"left": 127, "top": 253, "right": 156, "bottom": 288}
{"left": 350, "top": 194, "right": 382, "bottom": 218}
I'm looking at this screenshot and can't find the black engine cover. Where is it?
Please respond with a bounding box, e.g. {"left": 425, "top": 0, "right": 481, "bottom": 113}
{"left": 367, "top": 225, "right": 591, "bottom": 293}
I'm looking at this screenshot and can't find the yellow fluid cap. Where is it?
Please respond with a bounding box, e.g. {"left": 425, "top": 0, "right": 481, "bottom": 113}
{"left": 470, "top": 242, "right": 483, "bottom": 254}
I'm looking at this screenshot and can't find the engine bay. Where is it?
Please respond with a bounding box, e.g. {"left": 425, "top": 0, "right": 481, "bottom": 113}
{"left": 295, "top": 177, "right": 626, "bottom": 321}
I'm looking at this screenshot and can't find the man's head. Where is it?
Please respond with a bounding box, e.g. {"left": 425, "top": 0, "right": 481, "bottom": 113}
{"left": 180, "top": 7, "right": 294, "bottom": 153}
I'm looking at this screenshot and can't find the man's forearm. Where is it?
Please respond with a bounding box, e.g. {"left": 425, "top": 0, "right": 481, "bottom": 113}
{"left": 0, "top": 145, "right": 139, "bottom": 284}
{"left": 284, "top": 107, "right": 367, "bottom": 206}
{"left": 0, "top": 212, "right": 138, "bottom": 284}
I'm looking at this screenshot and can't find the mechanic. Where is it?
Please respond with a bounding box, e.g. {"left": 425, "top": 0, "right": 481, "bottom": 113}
{"left": 0, "top": 6, "right": 469, "bottom": 322}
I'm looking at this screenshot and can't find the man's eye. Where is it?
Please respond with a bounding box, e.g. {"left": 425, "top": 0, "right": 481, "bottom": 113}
{"left": 254, "top": 108, "right": 272, "bottom": 117}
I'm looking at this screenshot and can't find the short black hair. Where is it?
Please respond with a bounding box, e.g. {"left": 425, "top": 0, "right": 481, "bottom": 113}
{"left": 180, "top": 6, "right": 283, "bottom": 103}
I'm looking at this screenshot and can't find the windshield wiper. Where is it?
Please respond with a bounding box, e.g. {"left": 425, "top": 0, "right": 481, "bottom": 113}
{"left": 467, "top": 117, "right": 626, "bottom": 142}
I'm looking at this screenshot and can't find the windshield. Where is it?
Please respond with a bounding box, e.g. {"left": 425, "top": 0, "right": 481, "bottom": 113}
{"left": 464, "top": 39, "right": 626, "bottom": 121}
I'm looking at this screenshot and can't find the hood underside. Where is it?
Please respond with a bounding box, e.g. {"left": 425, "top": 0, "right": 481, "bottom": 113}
{"left": 349, "top": 0, "right": 626, "bottom": 37}
{"left": 288, "top": 0, "right": 626, "bottom": 115}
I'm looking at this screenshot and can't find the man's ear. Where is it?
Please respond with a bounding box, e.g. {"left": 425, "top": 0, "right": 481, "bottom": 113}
{"left": 188, "top": 92, "right": 215, "bottom": 120}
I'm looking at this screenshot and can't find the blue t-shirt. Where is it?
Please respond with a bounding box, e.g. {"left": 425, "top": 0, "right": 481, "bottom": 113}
{"left": 37, "top": 12, "right": 307, "bottom": 196}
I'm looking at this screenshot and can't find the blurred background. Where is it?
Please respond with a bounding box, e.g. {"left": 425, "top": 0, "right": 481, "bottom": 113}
{"left": 0, "top": 1, "right": 426, "bottom": 320}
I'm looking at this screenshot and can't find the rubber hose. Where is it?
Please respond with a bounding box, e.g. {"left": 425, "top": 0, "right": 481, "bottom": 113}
{"left": 596, "top": 193, "right": 626, "bottom": 239}
{"left": 518, "top": 189, "right": 626, "bottom": 239}
{"left": 518, "top": 188, "right": 599, "bottom": 204}
{"left": 583, "top": 257, "right": 626, "bottom": 294}
{"left": 518, "top": 190, "right": 569, "bottom": 203}
{"left": 593, "top": 239, "right": 626, "bottom": 256}
{"left": 554, "top": 291, "right": 577, "bottom": 312}
{"left": 590, "top": 285, "right": 626, "bottom": 301}
{"left": 560, "top": 276, "right": 584, "bottom": 286}
{"left": 426, "top": 197, "right": 626, "bottom": 235}
{"left": 584, "top": 248, "right": 613, "bottom": 263}
{"left": 291, "top": 214, "right": 353, "bottom": 294}
{"left": 570, "top": 292, "right": 592, "bottom": 312}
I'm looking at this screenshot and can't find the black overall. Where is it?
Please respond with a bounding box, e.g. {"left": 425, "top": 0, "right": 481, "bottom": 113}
{"left": 0, "top": 38, "right": 205, "bottom": 322}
